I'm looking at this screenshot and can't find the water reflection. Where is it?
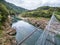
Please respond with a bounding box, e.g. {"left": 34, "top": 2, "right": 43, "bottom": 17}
{"left": 12, "top": 21, "right": 42, "bottom": 45}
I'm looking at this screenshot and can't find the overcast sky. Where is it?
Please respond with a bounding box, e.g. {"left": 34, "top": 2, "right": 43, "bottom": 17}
{"left": 5, "top": 0, "right": 60, "bottom": 10}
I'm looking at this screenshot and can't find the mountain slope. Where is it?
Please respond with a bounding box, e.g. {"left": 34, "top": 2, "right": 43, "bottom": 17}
{"left": 21, "top": 6, "right": 60, "bottom": 18}
{"left": 0, "top": 0, "right": 27, "bottom": 14}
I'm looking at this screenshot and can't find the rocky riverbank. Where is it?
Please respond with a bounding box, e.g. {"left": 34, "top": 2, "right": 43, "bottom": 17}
{"left": 23, "top": 17, "right": 49, "bottom": 29}
{"left": 0, "top": 16, "right": 16, "bottom": 45}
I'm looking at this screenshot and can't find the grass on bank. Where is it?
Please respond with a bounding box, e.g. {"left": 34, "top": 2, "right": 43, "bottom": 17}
{"left": 55, "top": 15, "right": 60, "bottom": 21}
{"left": 31, "top": 17, "right": 50, "bottom": 20}
{"left": 21, "top": 16, "right": 50, "bottom": 21}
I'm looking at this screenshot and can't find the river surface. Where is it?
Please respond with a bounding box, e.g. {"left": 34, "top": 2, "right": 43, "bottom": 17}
{"left": 12, "top": 20, "right": 43, "bottom": 45}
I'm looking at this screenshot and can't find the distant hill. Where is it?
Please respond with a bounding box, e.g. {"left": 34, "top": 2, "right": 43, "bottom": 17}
{"left": 36, "top": 6, "right": 54, "bottom": 10}
{"left": 0, "top": 0, "right": 27, "bottom": 14}
{"left": 21, "top": 6, "right": 60, "bottom": 18}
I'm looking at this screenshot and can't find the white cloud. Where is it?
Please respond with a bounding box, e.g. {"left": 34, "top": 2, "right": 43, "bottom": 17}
{"left": 5, "top": 0, "right": 60, "bottom": 10}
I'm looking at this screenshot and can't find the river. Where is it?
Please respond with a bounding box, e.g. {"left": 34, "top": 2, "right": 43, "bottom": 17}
{"left": 12, "top": 20, "right": 43, "bottom": 45}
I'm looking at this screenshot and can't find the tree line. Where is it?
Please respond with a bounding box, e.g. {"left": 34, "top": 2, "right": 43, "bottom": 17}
{"left": 21, "top": 6, "right": 60, "bottom": 18}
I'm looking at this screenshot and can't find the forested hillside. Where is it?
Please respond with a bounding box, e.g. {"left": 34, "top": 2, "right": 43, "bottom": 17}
{"left": 0, "top": 0, "right": 27, "bottom": 14}
{"left": 21, "top": 6, "right": 60, "bottom": 19}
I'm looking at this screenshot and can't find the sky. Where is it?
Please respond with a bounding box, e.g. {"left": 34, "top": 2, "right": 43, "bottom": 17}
{"left": 5, "top": 0, "right": 60, "bottom": 10}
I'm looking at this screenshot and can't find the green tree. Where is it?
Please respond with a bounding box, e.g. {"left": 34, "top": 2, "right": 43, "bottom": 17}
{"left": 0, "top": 3, "right": 9, "bottom": 23}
